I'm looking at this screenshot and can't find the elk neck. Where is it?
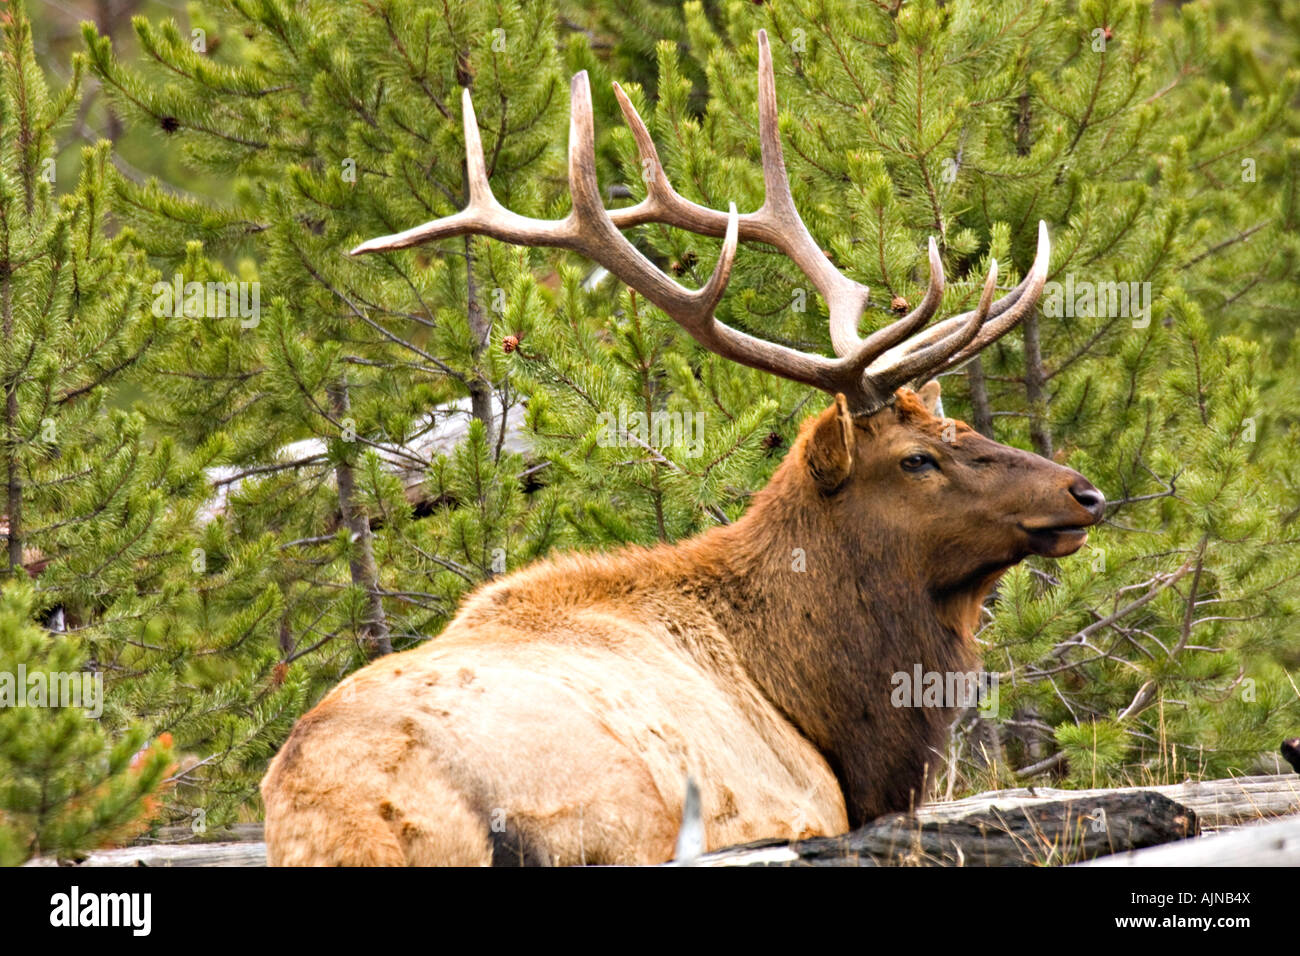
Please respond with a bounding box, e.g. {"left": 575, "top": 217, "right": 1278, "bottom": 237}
{"left": 668, "top": 456, "right": 992, "bottom": 823}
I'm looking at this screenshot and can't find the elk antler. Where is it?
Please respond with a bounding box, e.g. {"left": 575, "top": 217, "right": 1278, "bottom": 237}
{"left": 351, "top": 30, "right": 1050, "bottom": 416}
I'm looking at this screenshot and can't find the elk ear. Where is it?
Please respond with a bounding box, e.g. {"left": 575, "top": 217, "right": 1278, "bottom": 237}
{"left": 917, "top": 380, "right": 943, "bottom": 417}
{"left": 805, "top": 394, "right": 855, "bottom": 493}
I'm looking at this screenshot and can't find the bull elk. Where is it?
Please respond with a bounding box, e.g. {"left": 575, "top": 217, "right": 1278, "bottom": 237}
{"left": 261, "top": 31, "right": 1104, "bottom": 866}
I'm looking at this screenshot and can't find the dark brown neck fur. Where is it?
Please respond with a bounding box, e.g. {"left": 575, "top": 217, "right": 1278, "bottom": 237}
{"left": 671, "top": 453, "right": 991, "bottom": 827}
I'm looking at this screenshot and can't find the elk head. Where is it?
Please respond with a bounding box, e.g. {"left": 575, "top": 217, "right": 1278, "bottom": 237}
{"left": 351, "top": 29, "right": 1104, "bottom": 584}
{"left": 797, "top": 385, "right": 1104, "bottom": 610}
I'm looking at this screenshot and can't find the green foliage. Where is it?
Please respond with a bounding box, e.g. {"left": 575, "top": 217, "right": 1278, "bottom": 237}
{"left": 0, "top": 2, "right": 194, "bottom": 854}
{"left": 1, "top": 1, "right": 303, "bottom": 837}
{"left": 0, "top": 583, "right": 169, "bottom": 865}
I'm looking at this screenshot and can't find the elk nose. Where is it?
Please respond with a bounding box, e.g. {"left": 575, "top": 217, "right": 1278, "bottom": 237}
{"left": 1068, "top": 477, "right": 1106, "bottom": 522}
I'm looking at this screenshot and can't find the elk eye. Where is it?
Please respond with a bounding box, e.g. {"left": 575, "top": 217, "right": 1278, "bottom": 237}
{"left": 900, "top": 453, "right": 937, "bottom": 473}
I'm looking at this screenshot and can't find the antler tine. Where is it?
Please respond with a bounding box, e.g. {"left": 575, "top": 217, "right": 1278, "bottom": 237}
{"left": 866, "top": 220, "right": 1051, "bottom": 384}
{"left": 462, "top": 86, "right": 493, "bottom": 207}
{"left": 754, "top": 31, "right": 877, "bottom": 360}
{"left": 870, "top": 259, "right": 998, "bottom": 390}
{"left": 350, "top": 88, "right": 568, "bottom": 255}
{"left": 607, "top": 82, "right": 721, "bottom": 232}
{"left": 842, "top": 237, "right": 945, "bottom": 374}
{"left": 562, "top": 71, "right": 705, "bottom": 315}
{"left": 943, "top": 220, "right": 1051, "bottom": 368}
{"left": 608, "top": 34, "right": 884, "bottom": 359}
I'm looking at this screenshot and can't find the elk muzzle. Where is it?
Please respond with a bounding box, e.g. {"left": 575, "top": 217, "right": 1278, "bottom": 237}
{"left": 1020, "top": 471, "right": 1106, "bottom": 558}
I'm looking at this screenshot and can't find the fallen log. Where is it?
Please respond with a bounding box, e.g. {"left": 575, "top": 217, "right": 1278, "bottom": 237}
{"left": 690, "top": 790, "right": 1197, "bottom": 867}
{"left": 923, "top": 773, "right": 1300, "bottom": 832}
{"left": 1079, "top": 813, "right": 1300, "bottom": 867}
{"left": 200, "top": 396, "right": 530, "bottom": 524}
{"left": 23, "top": 842, "right": 267, "bottom": 868}
{"left": 135, "top": 822, "right": 267, "bottom": 845}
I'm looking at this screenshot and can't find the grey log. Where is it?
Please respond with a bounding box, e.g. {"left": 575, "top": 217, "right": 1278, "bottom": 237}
{"left": 925, "top": 773, "right": 1300, "bottom": 832}
{"left": 1079, "top": 814, "right": 1300, "bottom": 867}
{"left": 691, "top": 791, "right": 1197, "bottom": 867}
{"left": 24, "top": 842, "right": 267, "bottom": 868}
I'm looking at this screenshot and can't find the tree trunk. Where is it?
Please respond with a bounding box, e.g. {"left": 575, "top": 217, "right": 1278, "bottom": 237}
{"left": 1022, "top": 311, "right": 1053, "bottom": 458}
{"left": 2, "top": 246, "right": 20, "bottom": 574}
{"left": 1015, "top": 91, "right": 1032, "bottom": 157}
{"left": 965, "top": 355, "right": 994, "bottom": 437}
{"left": 940, "top": 773, "right": 1300, "bottom": 832}
{"left": 93, "top": 1, "right": 140, "bottom": 140}
{"left": 464, "top": 237, "right": 494, "bottom": 427}
{"left": 327, "top": 381, "right": 392, "bottom": 658}
{"left": 24, "top": 841, "right": 268, "bottom": 868}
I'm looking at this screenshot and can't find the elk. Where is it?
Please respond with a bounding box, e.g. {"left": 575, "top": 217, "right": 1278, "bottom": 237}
{"left": 260, "top": 31, "right": 1104, "bottom": 866}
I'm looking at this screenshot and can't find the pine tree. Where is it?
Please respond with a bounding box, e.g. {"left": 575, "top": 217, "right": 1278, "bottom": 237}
{"left": 0, "top": 582, "right": 170, "bottom": 865}
{"left": 0, "top": 3, "right": 182, "bottom": 859}
{"left": 1, "top": 0, "right": 314, "bottom": 838}
{"left": 78, "top": 0, "right": 572, "bottom": 816}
